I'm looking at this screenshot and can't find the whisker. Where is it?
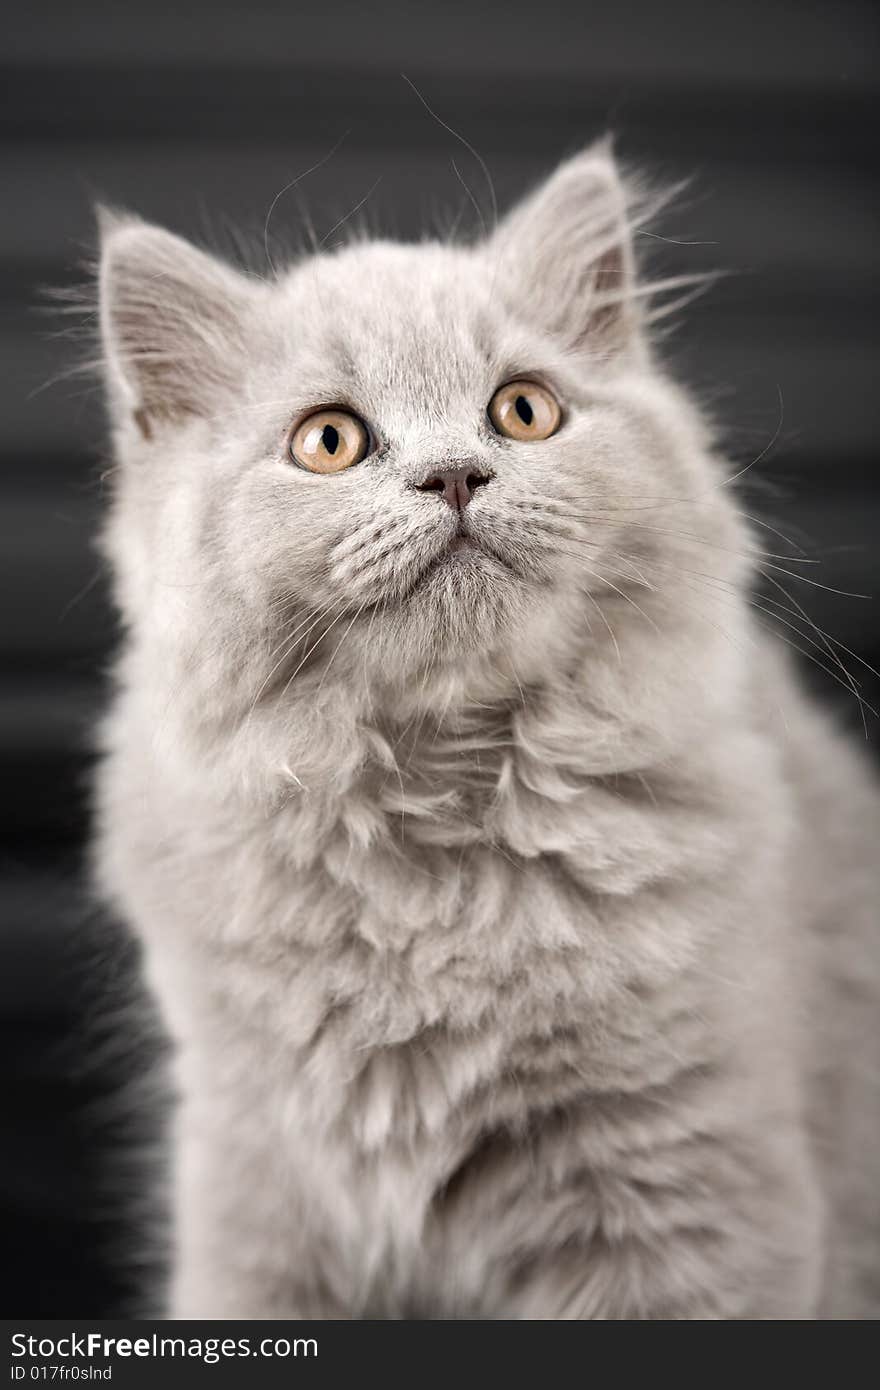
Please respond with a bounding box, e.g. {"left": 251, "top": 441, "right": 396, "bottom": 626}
{"left": 312, "top": 599, "right": 370, "bottom": 698}
{"left": 450, "top": 158, "right": 486, "bottom": 241}
{"left": 243, "top": 598, "right": 342, "bottom": 728}
{"left": 400, "top": 73, "right": 498, "bottom": 234}
{"left": 577, "top": 560, "right": 660, "bottom": 634}
{"left": 319, "top": 177, "right": 384, "bottom": 248}
{"left": 618, "top": 547, "right": 875, "bottom": 728}
{"left": 276, "top": 604, "right": 355, "bottom": 702}
{"left": 263, "top": 131, "right": 350, "bottom": 277}
{"left": 584, "top": 590, "right": 621, "bottom": 662}
{"left": 578, "top": 534, "right": 875, "bottom": 730}
{"left": 758, "top": 560, "right": 871, "bottom": 601}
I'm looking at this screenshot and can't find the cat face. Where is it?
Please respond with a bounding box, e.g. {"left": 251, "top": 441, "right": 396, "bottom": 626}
{"left": 98, "top": 146, "right": 746, "bottom": 722}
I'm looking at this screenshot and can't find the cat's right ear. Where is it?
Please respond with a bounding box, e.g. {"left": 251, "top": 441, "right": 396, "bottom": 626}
{"left": 97, "top": 209, "right": 258, "bottom": 438}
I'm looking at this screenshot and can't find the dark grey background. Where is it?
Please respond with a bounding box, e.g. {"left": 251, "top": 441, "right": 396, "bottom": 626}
{"left": 2, "top": 0, "right": 878, "bottom": 1315}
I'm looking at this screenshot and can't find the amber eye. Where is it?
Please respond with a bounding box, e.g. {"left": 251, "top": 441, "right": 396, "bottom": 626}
{"left": 487, "top": 379, "right": 561, "bottom": 442}
{"left": 288, "top": 408, "right": 370, "bottom": 474}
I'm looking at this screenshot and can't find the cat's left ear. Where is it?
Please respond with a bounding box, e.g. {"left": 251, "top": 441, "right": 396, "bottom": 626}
{"left": 488, "top": 142, "right": 639, "bottom": 355}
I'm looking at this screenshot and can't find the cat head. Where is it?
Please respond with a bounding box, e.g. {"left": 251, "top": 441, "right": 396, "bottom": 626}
{"left": 97, "top": 144, "right": 748, "bottom": 757}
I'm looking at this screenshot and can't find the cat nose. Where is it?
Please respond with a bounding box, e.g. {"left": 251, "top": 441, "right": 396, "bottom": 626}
{"left": 415, "top": 464, "right": 491, "bottom": 511}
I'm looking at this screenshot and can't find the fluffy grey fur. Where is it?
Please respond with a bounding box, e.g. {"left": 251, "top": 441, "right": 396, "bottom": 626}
{"left": 93, "top": 146, "right": 880, "bottom": 1318}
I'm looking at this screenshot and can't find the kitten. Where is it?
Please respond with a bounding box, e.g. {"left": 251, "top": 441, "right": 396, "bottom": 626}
{"left": 92, "top": 144, "right": 880, "bottom": 1318}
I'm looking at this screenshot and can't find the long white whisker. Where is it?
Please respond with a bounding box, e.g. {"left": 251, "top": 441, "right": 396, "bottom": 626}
{"left": 263, "top": 131, "right": 350, "bottom": 276}
{"left": 313, "top": 600, "right": 370, "bottom": 699}
{"left": 277, "top": 604, "right": 354, "bottom": 702}
{"left": 243, "top": 599, "right": 342, "bottom": 729}
{"left": 584, "top": 590, "right": 621, "bottom": 663}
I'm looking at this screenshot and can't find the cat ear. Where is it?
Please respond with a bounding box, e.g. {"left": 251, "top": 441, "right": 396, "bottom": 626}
{"left": 489, "top": 142, "right": 639, "bottom": 355}
{"left": 98, "top": 209, "right": 257, "bottom": 436}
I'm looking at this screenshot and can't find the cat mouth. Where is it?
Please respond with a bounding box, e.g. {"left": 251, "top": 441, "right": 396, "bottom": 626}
{"left": 446, "top": 534, "right": 479, "bottom": 556}
{"left": 402, "top": 530, "right": 496, "bottom": 598}
{"left": 428, "top": 527, "right": 493, "bottom": 570}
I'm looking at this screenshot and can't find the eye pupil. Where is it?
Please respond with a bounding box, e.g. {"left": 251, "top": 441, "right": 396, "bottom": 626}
{"left": 322, "top": 424, "right": 340, "bottom": 454}
{"left": 515, "top": 395, "right": 533, "bottom": 426}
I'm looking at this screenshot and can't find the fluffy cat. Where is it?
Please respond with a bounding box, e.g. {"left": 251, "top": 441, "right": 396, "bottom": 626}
{"left": 92, "top": 144, "right": 880, "bottom": 1318}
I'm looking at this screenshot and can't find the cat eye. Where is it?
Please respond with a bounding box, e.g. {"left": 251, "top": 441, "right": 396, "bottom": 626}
{"left": 288, "top": 408, "right": 370, "bottom": 474}
{"left": 487, "top": 379, "right": 561, "bottom": 442}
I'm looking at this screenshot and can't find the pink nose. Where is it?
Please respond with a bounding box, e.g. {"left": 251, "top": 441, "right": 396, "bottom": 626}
{"left": 416, "top": 464, "right": 491, "bottom": 511}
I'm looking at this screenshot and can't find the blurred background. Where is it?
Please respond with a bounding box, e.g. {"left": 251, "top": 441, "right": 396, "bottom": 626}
{"left": 2, "top": 0, "right": 878, "bottom": 1315}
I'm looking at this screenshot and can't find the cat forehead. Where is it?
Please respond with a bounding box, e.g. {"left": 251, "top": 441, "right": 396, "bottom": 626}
{"left": 260, "top": 241, "right": 533, "bottom": 409}
{"left": 282, "top": 239, "right": 485, "bottom": 310}
{"left": 279, "top": 242, "right": 498, "bottom": 350}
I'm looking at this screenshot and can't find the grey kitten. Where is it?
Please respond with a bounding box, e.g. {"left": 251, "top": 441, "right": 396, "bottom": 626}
{"left": 93, "top": 144, "right": 880, "bottom": 1318}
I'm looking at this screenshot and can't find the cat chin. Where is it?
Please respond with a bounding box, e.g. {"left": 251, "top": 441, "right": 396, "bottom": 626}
{"left": 372, "top": 553, "right": 527, "bottom": 669}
